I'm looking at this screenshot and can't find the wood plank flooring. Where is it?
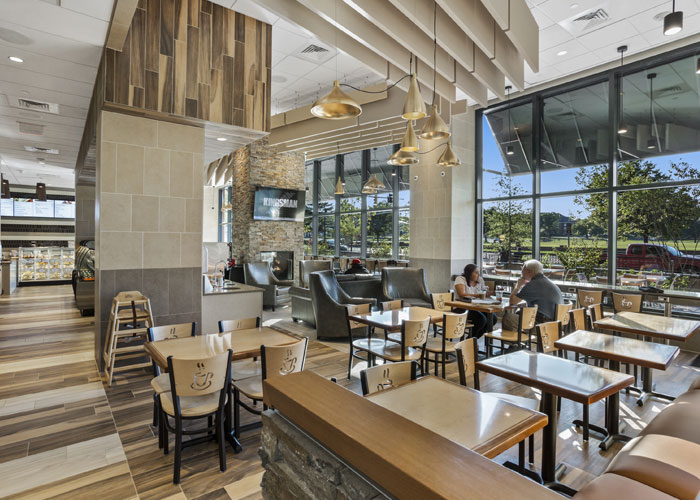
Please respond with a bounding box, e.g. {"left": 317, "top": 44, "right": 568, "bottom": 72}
{"left": 1, "top": 285, "right": 698, "bottom": 498}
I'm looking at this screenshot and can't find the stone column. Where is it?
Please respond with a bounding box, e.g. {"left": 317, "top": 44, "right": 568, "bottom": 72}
{"left": 94, "top": 111, "right": 204, "bottom": 369}
{"left": 409, "top": 107, "right": 476, "bottom": 292}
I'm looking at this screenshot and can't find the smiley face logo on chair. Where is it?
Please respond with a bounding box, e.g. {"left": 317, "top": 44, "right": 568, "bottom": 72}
{"left": 280, "top": 349, "right": 297, "bottom": 375}
{"left": 412, "top": 326, "right": 427, "bottom": 344}
{"left": 436, "top": 298, "right": 445, "bottom": 309}
{"left": 584, "top": 296, "right": 594, "bottom": 304}
{"left": 167, "top": 327, "right": 177, "bottom": 339}
{"left": 191, "top": 362, "right": 213, "bottom": 391}
{"left": 377, "top": 368, "right": 394, "bottom": 392}
{"left": 621, "top": 298, "right": 633, "bottom": 309}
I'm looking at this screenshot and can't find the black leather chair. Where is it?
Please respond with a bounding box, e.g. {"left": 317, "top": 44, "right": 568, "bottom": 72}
{"left": 290, "top": 260, "right": 333, "bottom": 326}
{"left": 381, "top": 267, "right": 432, "bottom": 307}
{"left": 309, "top": 271, "right": 377, "bottom": 340}
{"left": 243, "top": 262, "right": 293, "bottom": 311}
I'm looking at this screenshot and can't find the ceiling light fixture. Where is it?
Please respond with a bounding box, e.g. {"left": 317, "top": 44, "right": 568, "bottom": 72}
{"left": 557, "top": 50, "right": 568, "bottom": 56}
{"left": 419, "top": 2, "right": 450, "bottom": 140}
{"left": 402, "top": 58, "right": 427, "bottom": 120}
{"left": 505, "top": 85, "right": 515, "bottom": 156}
{"left": 617, "top": 45, "right": 628, "bottom": 135}
{"left": 400, "top": 120, "right": 419, "bottom": 151}
{"left": 35, "top": 182, "right": 47, "bottom": 201}
{"left": 1, "top": 177, "right": 10, "bottom": 198}
{"left": 663, "top": 0, "right": 683, "bottom": 35}
{"left": 437, "top": 141, "right": 460, "bottom": 167}
{"left": 8, "top": 56, "right": 23, "bottom": 63}
{"left": 388, "top": 148, "right": 419, "bottom": 165}
{"left": 696, "top": 57, "right": 700, "bottom": 74}
{"left": 362, "top": 173, "right": 385, "bottom": 193}
{"left": 334, "top": 176, "right": 345, "bottom": 195}
{"left": 216, "top": 137, "right": 227, "bottom": 142}
{"left": 647, "top": 72, "right": 658, "bottom": 151}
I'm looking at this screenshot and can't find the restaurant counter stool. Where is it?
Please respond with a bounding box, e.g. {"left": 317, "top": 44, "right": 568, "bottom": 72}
{"left": 354, "top": 317, "right": 430, "bottom": 372}
{"left": 347, "top": 303, "right": 376, "bottom": 379}
{"left": 219, "top": 317, "right": 263, "bottom": 380}
{"left": 455, "top": 338, "right": 539, "bottom": 481}
{"left": 160, "top": 350, "right": 231, "bottom": 484}
{"left": 232, "top": 338, "right": 308, "bottom": 439}
{"left": 484, "top": 305, "right": 538, "bottom": 357}
{"left": 360, "top": 361, "right": 418, "bottom": 396}
{"left": 147, "top": 322, "right": 197, "bottom": 444}
{"left": 424, "top": 312, "right": 469, "bottom": 379}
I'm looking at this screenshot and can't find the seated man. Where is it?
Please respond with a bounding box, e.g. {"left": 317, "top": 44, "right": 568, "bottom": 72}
{"left": 345, "top": 258, "right": 370, "bottom": 275}
{"left": 502, "top": 259, "right": 563, "bottom": 331}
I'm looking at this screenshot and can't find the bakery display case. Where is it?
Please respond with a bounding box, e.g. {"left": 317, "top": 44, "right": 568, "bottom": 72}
{"left": 18, "top": 247, "right": 73, "bottom": 284}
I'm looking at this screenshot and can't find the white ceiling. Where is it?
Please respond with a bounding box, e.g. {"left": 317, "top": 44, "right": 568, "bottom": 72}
{"left": 0, "top": 0, "right": 113, "bottom": 190}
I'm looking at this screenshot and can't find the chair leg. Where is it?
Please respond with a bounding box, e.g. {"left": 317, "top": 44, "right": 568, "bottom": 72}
{"left": 557, "top": 395, "right": 561, "bottom": 412}
{"left": 153, "top": 393, "right": 159, "bottom": 427}
{"left": 582, "top": 404, "right": 589, "bottom": 442}
{"left": 162, "top": 411, "right": 169, "bottom": 455}
{"left": 234, "top": 388, "right": 241, "bottom": 438}
{"left": 441, "top": 353, "right": 446, "bottom": 379}
{"left": 208, "top": 415, "right": 213, "bottom": 435}
{"left": 217, "top": 409, "right": 226, "bottom": 472}
{"left": 528, "top": 435, "right": 534, "bottom": 464}
{"left": 347, "top": 348, "right": 353, "bottom": 380}
{"left": 173, "top": 417, "right": 182, "bottom": 484}
{"left": 625, "top": 363, "right": 630, "bottom": 393}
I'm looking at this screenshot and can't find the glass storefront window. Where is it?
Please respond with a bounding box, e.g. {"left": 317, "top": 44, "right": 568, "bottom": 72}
{"left": 482, "top": 198, "right": 532, "bottom": 266}
{"left": 367, "top": 146, "right": 394, "bottom": 209}
{"left": 318, "top": 157, "right": 336, "bottom": 214}
{"left": 318, "top": 215, "right": 335, "bottom": 256}
{"left": 339, "top": 213, "right": 361, "bottom": 256}
{"left": 341, "top": 151, "right": 362, "bottom": 210}
{"left": 367, "top": 210, "right": 393, "bottom": 258}
{"left": 398, "top": 208, "right": 410, "bottom": 259}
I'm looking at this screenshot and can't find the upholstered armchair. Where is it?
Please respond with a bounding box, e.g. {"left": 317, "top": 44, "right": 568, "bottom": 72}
{"left": 381, "top": 267, "right": 432, "bottom": 307}
{"left": 309, "top": 271, "right": 377, "bottom": 339}
{"left": 243, "top": 262, "right": 293, "bottom": 311}
{"left": 290, "top": 260, "right": 333, "bottom": 326}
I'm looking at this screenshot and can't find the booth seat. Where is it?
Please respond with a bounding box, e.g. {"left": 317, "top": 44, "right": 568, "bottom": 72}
{"left": 574, "top": 378, "right": 700, "bottom": 500}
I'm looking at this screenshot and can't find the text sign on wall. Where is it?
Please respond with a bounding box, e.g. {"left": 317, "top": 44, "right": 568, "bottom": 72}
{"left": 253, "top": 187, "right": 306, "bottom": 222}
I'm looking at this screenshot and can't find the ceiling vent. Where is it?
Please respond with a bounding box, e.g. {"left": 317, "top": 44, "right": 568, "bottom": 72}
{"left": 572, "top": 8, "right": 609, "bottom": 31}
{"left": 17, "top": 121, "right": 45, "bottom": 136}
{"left": 559, "top": 5, "right": 612, "bottom": 36}
{"left": 654, "top": 84, "right": 686, "bottom": 98}
{"left": 24, "top": 145, "right": 59, "bottom": 155}
{"left": 16, "top": 98, "right": 59, "bottom": 114}
{"left": 296, "top": 42, "right": 334, "bottom": 64}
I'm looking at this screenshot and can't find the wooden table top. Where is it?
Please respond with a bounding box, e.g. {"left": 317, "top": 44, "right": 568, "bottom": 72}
{"left": 446, "top": 298, "right": 523, "bottom": 313}
{"left": 263, "top": 371, "right": 560, "bottom": 500}
{"left": 348, "top": 306, "right": 450, "bottom": 332}
{"left": 555, "top": 330, "right": 679, "bottom": 371}
{"left": 366, "top": 376, "right": 547, "bottom": 459}
{"left": 144, "top": 327, "right": 299, "bottom": 369}
{"left": 477, "top": 351, "right": 634, "bottom": 405}
{"left": 593, "top": 311, "right": 700, "bottom": 342}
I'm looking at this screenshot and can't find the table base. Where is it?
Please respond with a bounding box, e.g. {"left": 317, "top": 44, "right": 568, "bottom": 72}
{"left": 502, "top": 461, "right": 543, "bottom": 484}
{"left": 572, "top": 419, "right": 609, "bottom": 442}
{"left": 632, "top": 367, "right": 676, "bottom": 406}
{"left": 545, "top": 463, "right": 577, "bottom": 497}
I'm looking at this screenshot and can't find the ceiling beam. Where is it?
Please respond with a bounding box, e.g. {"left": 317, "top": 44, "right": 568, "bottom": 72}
{"left": 295, "top": 0, "right": 455, "bottom": 102}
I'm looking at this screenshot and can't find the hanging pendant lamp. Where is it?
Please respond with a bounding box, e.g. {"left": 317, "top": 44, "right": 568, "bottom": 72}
{"left": 362, "top": 174, "right": 386, "bottom": 194}
{"left": 402, "top": 74, "right": 426, "bottom": 120}
{"left": 663, "top": 0, "right": 683, "bottom": 35}
{"left": 504, "top": 85, "right": 515, "bottom": 155}
{"left": 420, "top": 104, "right": 450, "bottom": 140}
{"left": 400, "top": 121, "right": 419, "bottom": 151}
{"left": 388, "top": 148, "right": 419, "bottom": 165}
{"left": 617, "top": 45, "right": 629, "bottom": 134}
{"left": 437, "top": 141, "right": 460, "bottom": 167}
{"left": 310, "top": 80, "right": 362, "bottom": 120}
{"left": 696, "top": 57, "right": 700, "bottom": 74}
{"left": 36, "top": 182, "right": 47, "bottom": 201}
{"left": 647, "top": 72, "right": 657, "bottom": 151}
{"left": 334, "top": 176, "right": 345, "bottom": 195}
{"left": 1, "top": 177, "right": 10, "bottom": 198}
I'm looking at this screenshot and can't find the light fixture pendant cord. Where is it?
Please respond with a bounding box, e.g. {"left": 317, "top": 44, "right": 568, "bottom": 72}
{"left": 432, "top": 1, "right": 437, "bottom": 106}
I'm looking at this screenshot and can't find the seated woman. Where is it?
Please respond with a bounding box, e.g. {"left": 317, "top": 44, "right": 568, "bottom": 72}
{"left": 454, "top": 264, "right": 494, "bottom": 338}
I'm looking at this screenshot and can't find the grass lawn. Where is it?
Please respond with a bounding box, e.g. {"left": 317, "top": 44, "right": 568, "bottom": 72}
{"left": 485, "top": 237, "right": 700, "bottom": 253}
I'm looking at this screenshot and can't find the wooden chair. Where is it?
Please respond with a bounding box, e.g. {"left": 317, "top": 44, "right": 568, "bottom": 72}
{"left": 147, "top": 323, "right": 197, "bottom": 436}
{"left": 430, "top": 292, "right": 454, "bottom": 336}
{"left": 563, "top": 269, "right": 576, "bottom": 281}
{"left": 455, "top": 338, "right": 537, "bottom": 469}
{"left": 569, "top": 308, "right": 587, "bottom": 332}
{"left": 611, "top": 292, "right": 642, "bottom": 313}
{"left": 577, "top": 289, "right": 603, "bottom": 309}
{"left": 595, "top": 276, "right": 609, "bottom": 284}
{"left": 381, "top": 299, "right": 403, "bottom": 312}
{"left": 218, "top": 317, "right": 263, "bottom": 381}
{"left": 555, "top": 303, "right": 573, "bottom": 334}
{"left": 360, "top": 361, "right": 418, "bottom": 396}
{"left": 232, "top": 338, "right": 308, "bottom": 440}
{"left": 424, "top": 312, "right": 469, "bottom": 378}
{"left": 377, "top": 260, "right": 388, "bottom": 272}
{"left": 535, "top": 321, "right": 564, "bottom": 357}
{"left": 161, "top": 350, "right": 232, "bottom": 484}
{"left": 483, "top": 280, "right": 496, "bottom": 295}
{"left": 366, "top": 260, "right": 377, "bottom": 273}
{"left": 484, "top": 306, "right": 538, "bottom": 357}
{"left": 494, "top": 268, "right": 512, "bottom": 276}
{"left": 347, "top": 303, "right": 374, "bottom": 379}
{"left": 354, "top": 317, "right": 430, "bottom": 370}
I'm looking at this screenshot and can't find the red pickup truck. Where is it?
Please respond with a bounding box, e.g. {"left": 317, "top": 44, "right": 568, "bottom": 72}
{"left": 602, "top": 244, "right": 700, "bottom": 272}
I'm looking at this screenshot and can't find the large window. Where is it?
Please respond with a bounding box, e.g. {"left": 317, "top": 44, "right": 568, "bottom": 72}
{"left": 477, "top": 46, "right": 700, "bottom": 294}
{"left": 305, "top": 145, "right": 409, "bottom": 259}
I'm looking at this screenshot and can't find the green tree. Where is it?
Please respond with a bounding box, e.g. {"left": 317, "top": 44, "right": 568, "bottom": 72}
{"left": 482, "top": 175, "right": 531, "bottom": 262}
{"left": 540, "top": 212, "right": 561, "bottom": 238}
{"left": 367, "top": 202, "right": 392, "bottom": 255}
{"left": 339, "top": 200, "right": 361, "bottom": 252}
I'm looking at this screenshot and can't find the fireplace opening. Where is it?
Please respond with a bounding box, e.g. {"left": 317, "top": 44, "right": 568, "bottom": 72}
{"left": 260, "top": 251, "right": 293, "bottom": 281}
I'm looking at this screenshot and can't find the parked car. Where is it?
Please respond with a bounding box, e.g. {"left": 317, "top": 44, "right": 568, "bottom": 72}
{"left": 601, "top": 244, "right": 700, "bottom": 272}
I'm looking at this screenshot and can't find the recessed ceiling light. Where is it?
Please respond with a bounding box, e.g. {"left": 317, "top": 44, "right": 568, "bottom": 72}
{"left": 570, "top": 3, "right": 579, "bottom": 9}
{"left": 8, "top": 56, "right": 23, "bottom": 63}
{"left": 216, "top": 137, "right": 227, "bottom": 142}
{"left": 557, "top": 50, "right": 568, "bottom": 56}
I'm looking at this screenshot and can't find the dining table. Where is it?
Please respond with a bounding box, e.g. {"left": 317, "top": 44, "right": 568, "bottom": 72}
{"left": 347, "top": 306, "right": 452, "bottom": 333}
{"left": 144, "top": 327, "right": 300, "bottom": 452}
{"left": 593, "top": 311, "right": 699, "bottom": 405}
{"left": 477, "top": 350, "right": 634, "bottom": 495}
{"left": 366, "top": 376, "right": 547, "bottom": 460}
{"left": 554, "top": 330, "right": 679, "bottom": 448}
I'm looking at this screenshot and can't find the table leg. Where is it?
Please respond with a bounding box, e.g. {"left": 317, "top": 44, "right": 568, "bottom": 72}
{"left": 541, "top": 392, "right": 577, "bottom": 496}
{"left": 599, "top": 360, "right": 632, "bottom": 451}
{"left": 636, "top": 366, "right": 675, "bottom": 406}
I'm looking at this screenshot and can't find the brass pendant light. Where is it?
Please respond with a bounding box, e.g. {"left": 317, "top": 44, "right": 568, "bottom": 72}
{"left": 334, "top": 176, "right": 345, "bottom": 195}
{"left": 437, "top": 141, "right": 460, "bottom": 167}
{"left": 310, "top": 80, "right": 362, "bottom": 120}
{"left": 402, "top": 73, "right": 426, "bottom": 120}
{"left": 388, "top": 148, "right": 419, "bottom": 165}
{"left": 617, "top": 45, "right": 628, "bottom": 135}
{"left": 419, "top": 2, "right": 450, "bottom": 140}
{"left": 362, "top": 174, "right": 386, "bottom": 193}
{"left": 400, "top": 121, "right": 419, "bottom": 151}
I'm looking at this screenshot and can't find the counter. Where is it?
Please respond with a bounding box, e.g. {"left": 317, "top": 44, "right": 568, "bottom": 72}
{"left": 200, "top": 277, "right": 263, "bottom": 334}
{"left": 1, "top": 259, "right": 18, "bottom": 295}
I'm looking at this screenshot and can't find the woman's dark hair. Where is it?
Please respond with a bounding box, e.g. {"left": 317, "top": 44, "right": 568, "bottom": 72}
{"left": 462, "top": 264, "right": 478, "bottom": 284}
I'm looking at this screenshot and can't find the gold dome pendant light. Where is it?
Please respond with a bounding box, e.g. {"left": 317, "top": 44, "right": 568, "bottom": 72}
{"left": 334, "top": 176, "right": 345, "bottom": 195}
{"left": 437, "top": 141, "right": 460, "bottom": 167}
{"left": 388, "top": 148, "right": 419, "bottom": 165}
{"left": 310, "top": 80, "right": 362, "bottom": 120}
{"left": 400, "top": 120, "right": 419, "bottom": 151}
{"left": 419, "top": 2, "right": 450, "bottom": 140}
{"left": 402, "top": 73, "right": 426, "bottom": 120}
{"left": 362, "top": 149, "right": 388, "bottom": 194}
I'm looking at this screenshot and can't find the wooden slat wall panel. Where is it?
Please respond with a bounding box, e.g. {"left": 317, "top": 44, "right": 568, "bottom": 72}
{"left": 102, "top": 0, "right": 270, "bottom": 132}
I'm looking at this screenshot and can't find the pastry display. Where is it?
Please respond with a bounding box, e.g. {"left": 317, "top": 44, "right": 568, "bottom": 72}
{"left": 19, "top": 247, "right": 74, "bottom": 283}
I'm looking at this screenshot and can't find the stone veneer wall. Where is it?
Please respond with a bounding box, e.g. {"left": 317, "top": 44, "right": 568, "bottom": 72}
{"left": 230, "top": 137, "right": 305, "bottom": 282}
{"left": 95, "top": 111, "right": 204, "bottom": 368}
{"left": 260, "top": 410, "right": 388, "bottom": 499}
